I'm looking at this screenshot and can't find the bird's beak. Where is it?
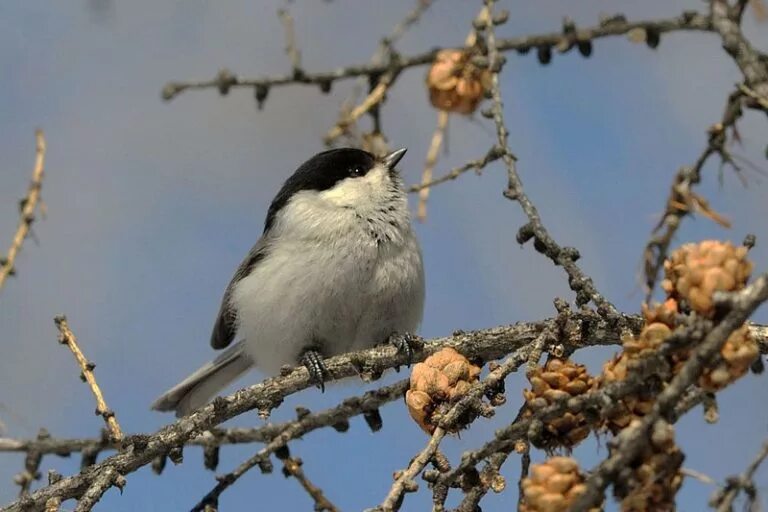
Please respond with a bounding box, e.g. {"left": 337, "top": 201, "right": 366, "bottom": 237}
{"left": 382, "top": 148, "right": 407, "bottom": 171}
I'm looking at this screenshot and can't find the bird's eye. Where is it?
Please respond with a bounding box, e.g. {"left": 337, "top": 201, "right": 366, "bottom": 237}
{"left": 350, "top": 167, "right": 364, "bottom": 177}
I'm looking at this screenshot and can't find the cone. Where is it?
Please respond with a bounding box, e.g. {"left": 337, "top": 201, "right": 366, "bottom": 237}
{"left": 523, "top": 359, "right": 595, "bottom": 449}
{"left": 405, "top": 347, "right": 481, "bottom": 434}
{"left": 519, "top": 457, "right": 600, "bottom": 512}
{"left": 427, "top": 49, "right": 491, "bottom": 114}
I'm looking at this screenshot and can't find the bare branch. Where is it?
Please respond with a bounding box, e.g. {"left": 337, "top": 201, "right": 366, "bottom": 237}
{"left": 160, "top": 11, "right": 713, "bottom": 102}
{"left": 280, "top": 454, "right": 339, "bottom": 512}
{"left": 378, "top": 428, "right": 446, "bottom": 512}
{"left": 323, "top": 70, "right": 400, "bottom": 145}
{"left": 643, "top": 91, "right": 747, "bottom": 299}
{"left": 0, "top": 130, "right": 47, "bottom": 292}
{"left": 710, "top": 439, "right": 768, "bottom": 511}
{"left": 407, "top": 145, "right": 503, "bottom": 193}
{"left": 54, "top": 316, "right": 123, "bottom": 443}
{"left": 72, "top": 467, "right": 124, "bottom": 512}
{"left": 190, "top": 379, "right": 407, "bottom": 511}
{"left": 572, "top": 274, "right": 768, "bottom": 509}
{"left": 416, "top": 110, "right": 449, "bottom": 221}
{"left": 480, "top": 0, "right": 622, "bottom": 324}
{"left": 277, "top": 8, "right": 302, "bottom": 74}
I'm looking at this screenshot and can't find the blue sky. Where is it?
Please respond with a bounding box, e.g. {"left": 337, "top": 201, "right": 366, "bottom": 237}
{"left": 1, "top": 1, "right": 767, "bottom": 510}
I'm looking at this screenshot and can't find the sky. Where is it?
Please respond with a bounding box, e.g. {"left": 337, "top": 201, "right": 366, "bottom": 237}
{"left": 0, "top": 0, "right": 767, "bottom": 510}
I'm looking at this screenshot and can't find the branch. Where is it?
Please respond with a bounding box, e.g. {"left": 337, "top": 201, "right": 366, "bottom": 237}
{"left": 3, "top": 310, "right": 767, "bottom": 511}
{"left": 416, "top": 110, "right": 449, "bottom": 221}
{"left": 280, "top": 454, "right": 339, "bottom": 512}
{"left": 54, "top": 316, "right": 123, "bottom": 443}
{"left": 571, "top": 274, "right": 768, "bottom": 510}
{"left": 378, "top": 427, "right": 446, "bottom": 512}
{"left": 190, "top": 380, "right": 407, "bottom": 511}
{"left": 323, "top": 70, "right": 400, "bottom": 144}
{"left": 643, "top": 92, "right": 744, "bottom": 298}
{"left": 710, "top": 439, "right": 768, "bottom": 511}
{"left": 479, "top": 0, "right": 621, "bottom": 324}
{"left": 160, "top": 11, "right": 713, "bottom": 102}
{"left": 406, "top": 145, "right": 503, "bottom": 193}
{"left": 0, "top": 130, "right": 47, "bottom": 292}
{"left": 72, "top": 467, "right": 124, "bottom": 512}
{"left": 277, "top": 8, "right": 302, "bottom": 74}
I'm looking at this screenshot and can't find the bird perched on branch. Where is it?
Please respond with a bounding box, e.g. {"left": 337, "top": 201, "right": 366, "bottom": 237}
{"left": 152, "top": 148, "right": 425, "bottom": 416}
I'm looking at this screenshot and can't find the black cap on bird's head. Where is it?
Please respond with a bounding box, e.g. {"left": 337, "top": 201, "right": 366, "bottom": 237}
{"left": 264, "top": 147, "right": 408, "bottom": 232}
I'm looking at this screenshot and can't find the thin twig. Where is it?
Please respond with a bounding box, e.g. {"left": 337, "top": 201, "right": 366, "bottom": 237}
{"left": 54, "top": 316, "right": 123, "bottom": 443}
{"left": 336, "top": 0, "right": 437, "bottom": 146}
{"left": 72, "top": 467, "right": 124, "bottom": 512}
{"left": 161, "top": 11, "right": 713, "bottom": 102}
{"left": 277, "top": 8, "right": 302, "bottom": 73}
{"left": 681, "top": 467, "right": 718, "bottom": 486}
{"left": 417, "top": 110, "right": 449, "bottom": 221}
{"left": 5, "top": 311, "right": 768, "bottom": 512}
{"left": 190, "top": 379, "right": 408, "bottom": 511}
{"left": 378, "top": 427, "right": 446, "bottom": 512}
{"left": 323, "top": 71, "right": 400, "bottom": 144}
{"left": 0, "top": 130, "right": 47, "bottom": 292}
{"left": 643, "top": 91, "right": 744, "bottom": 300}
{"left": 710, "top": 439, "right": 768, "bottom": 511}
{"left": 481, "top": 0, "right": 622, "bottom": 323}
{"left": 737, "top": 82, "right": 768, "bottom": 110}
{"left": 571, "top": 275, "right": 768, "bottom": 509}
{"left": 281, "top": 455, "right": 340, "bottom": 512}
{"left": 407, "top": 145, "right": 503, "bottom": 193}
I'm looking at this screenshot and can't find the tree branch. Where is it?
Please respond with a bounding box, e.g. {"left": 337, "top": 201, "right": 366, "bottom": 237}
{"left": 54, "top": 316, "right": 123, "bottom": 443}
{"left": 160, "top": 11, "right": 713, "bottom": 103}
{"left": 0, "top": 130, "right": 47, "bottom": 292}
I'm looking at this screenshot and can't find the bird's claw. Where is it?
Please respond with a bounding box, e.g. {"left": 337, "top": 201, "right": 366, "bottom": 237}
{"left": 300, "top": 349, "right": 328, "bottom": 392}
{"left": 387, "top": 332, "right": 419, "bottom": 367}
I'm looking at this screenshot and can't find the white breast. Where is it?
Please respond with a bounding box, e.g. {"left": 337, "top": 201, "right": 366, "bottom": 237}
{"left": 231, "top": 170, "right": 425, "bottom": 375}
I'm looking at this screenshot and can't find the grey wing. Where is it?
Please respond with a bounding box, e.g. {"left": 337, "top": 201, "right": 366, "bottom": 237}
{"left": 210, "top": 237, "right": 269, "bottom": 349}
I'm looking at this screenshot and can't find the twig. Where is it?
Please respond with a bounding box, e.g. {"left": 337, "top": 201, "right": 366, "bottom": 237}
{"left": 681, "top": 467, "right": 718, "bottom": 486}
{"left": 407, "top": 145, "right": 503, "bottom": 193}
{"left": 161, "top": 11, "right": 713, "bottom": 102}
{"left": 336, "top": 0, "right": 437, "bottom": 146}
{"left": 710, "top": 439, "right": 768, "bottom": 511}
{"left": 5, "top": 311, "right": 768, "bottom": 512}
{"left": 737, "top": 82, "right": 768, "bottom": 110}
{"left": 190, "top": 380, "right": 407, "bottom": 511}
{"left": 281, "top": 455, "right": 339, "bottom": 512}
{"left": 0, "top": 382, "right": 408, "bottom": 463}
{"left": 643, "top": 90, "right": 744, "bottom": 300}
{"left": 277, "top": 8, "right": 302, "bottom": 74}
{"left": 480, "top": 0, "right": 622, "bottom": 323}
{"left": 54, "top": 316, "right": 123, "bottom": 443}
{"left": 0, "top": 130, "right": 47, "bottom": 292}
{"left": 571, "top": 274, "right": 768, "bottom": 510}
{"left": 13, "top": 429, "right": 49, "bottom": 497}
{"left": 416, "top": 110, "right": 449, "bottom": 221}
{"left": 323, "top": 71, "right": 400, "bottom": 144}
{"left": 378, "top": 427, "right": 446, "bottom": 512}
{"left": 72, "top": 467, "right": 124, "bottom": 512}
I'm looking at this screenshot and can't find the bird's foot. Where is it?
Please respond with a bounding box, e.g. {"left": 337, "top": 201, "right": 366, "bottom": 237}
{"left": 300, "top": 349, "right": 328, "bottom": 392}
{"left": 387, "top": 332, "right": 420, "bottom": 367}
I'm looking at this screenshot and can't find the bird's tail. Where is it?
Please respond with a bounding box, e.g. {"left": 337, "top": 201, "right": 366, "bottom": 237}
{"left": 151, "top": 341, "right": 252, "bottom": 417}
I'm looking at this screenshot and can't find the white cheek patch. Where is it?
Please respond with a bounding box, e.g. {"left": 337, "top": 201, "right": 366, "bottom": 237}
{"left": 318, "top": 165, "right": 389, "bottom": 208}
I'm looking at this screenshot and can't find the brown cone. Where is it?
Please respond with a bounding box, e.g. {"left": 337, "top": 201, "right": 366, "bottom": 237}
{"left": 523, "top": 359, "right": 595, "bottom": 449}
{"left": 426, "top": 49, "right": 491, "bottom": 114}
{"left": 520, "top": 457, "right": 600, "bottom": 512}
{"left": 615, "top": 421, "right": 683, "bottom": 512}
{"left": 405, "top": 347, "right": 481, "bottom": 434}
{"left": 661, "top": 240, "right": 752, "bottom": 317}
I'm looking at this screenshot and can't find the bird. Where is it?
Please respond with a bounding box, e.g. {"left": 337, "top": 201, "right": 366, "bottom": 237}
{"left": 151, "top": 147, "right": 425, "bottom": 416}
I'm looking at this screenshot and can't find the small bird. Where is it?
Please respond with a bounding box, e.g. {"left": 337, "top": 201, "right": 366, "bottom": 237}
{"left": 152, "top": 148, "right": 425, "bottom": 416}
